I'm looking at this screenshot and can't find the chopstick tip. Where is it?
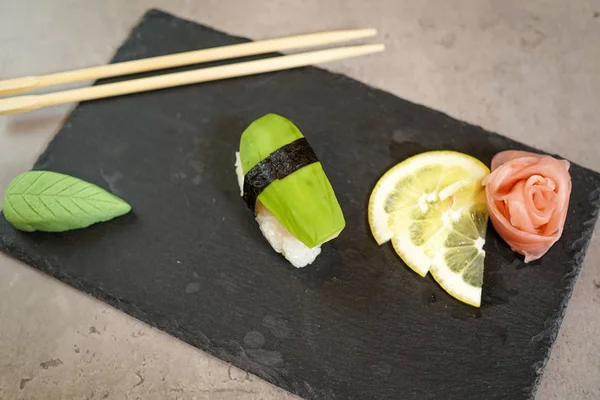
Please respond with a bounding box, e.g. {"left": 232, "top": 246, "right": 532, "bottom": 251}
{"left": 363, "top": 28, "right": 378, "bottom": 37}
{"left": 341, "top": 28, "right": 377, "bottom": 40}
{"left": 366, "top": 43, "right": 385, "bottom": 52}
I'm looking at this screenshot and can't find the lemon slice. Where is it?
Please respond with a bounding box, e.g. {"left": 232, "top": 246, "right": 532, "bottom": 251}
{"left": 430, "top": 202, "right": 489, "bottom": 306}
{"left": 368, "top": 151, "right": 489, "bottom": 306}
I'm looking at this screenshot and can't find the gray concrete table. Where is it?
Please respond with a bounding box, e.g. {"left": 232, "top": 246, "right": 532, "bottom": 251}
{"left": 1, "top": 1, "right": 599, "bottom": 399}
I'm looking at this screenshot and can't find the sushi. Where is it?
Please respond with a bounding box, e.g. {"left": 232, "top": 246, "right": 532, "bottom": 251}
{"left": 235, "top": 113, "right": 345, "bottom": 267}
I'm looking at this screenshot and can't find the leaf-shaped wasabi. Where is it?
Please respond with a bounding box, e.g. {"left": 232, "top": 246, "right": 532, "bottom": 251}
{"left": 2, "top": 171, "right": 131, "bottom": 232}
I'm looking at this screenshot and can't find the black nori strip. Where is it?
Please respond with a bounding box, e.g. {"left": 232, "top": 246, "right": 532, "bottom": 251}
{"left": 243, "top": 138, "right": 319, "bottom": 211}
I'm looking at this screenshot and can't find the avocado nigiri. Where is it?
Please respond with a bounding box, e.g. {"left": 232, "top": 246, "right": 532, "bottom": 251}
{"left": 235, "top": 114, "right": 345, "bottom": 267}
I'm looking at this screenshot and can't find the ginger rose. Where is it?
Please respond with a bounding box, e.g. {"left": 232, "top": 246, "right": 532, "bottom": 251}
{"left": 482, "top": 150, "right": 572, "bottom": 263}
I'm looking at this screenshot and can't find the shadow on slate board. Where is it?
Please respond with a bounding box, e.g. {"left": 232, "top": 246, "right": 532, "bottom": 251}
{"left": 1, "top": 9, "right": 600, "bottom": 400}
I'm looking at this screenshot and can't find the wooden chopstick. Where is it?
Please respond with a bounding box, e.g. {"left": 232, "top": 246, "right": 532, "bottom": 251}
{"left": 0, "top": 44, "right": 384, "bottom": 116}
{"left": 0, "top": 29, "right": 377, "bottom": 97}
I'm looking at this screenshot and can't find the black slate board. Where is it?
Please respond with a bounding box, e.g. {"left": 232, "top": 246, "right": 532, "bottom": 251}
{"left": 1, "top": 9, "right": 599, "bottom": 400}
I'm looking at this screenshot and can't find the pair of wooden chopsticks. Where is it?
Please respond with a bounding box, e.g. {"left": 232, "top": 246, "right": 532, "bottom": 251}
{"left": 0, "top": 29, "right": 384, "bottom": 115}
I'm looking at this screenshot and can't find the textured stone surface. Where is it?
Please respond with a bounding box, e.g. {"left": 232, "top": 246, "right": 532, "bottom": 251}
{"left": 0, "top": 1, "right": 599, "bottom": 399}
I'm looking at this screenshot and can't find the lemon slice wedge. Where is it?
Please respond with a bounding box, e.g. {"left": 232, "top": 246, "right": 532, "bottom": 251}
{"left": 368, "top": 151, "right": 490, "bottom": 307}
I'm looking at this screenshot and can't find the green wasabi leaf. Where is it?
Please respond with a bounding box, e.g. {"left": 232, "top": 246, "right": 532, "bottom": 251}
{"left": 240, "top": 114, "right": 345, "bottom": 248}
{"left": 2, "top": 171, "right": 131, "bottom": 232}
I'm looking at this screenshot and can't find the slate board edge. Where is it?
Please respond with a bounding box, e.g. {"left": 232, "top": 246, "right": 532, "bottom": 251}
{"left": 530, "top": 188, "right": 600, "bottom": 399}
{"left": 0, "top": 8, "right": 599, "bottom": 400}
{"left": 0, "top": 233, "right": 306, "bottom": 397}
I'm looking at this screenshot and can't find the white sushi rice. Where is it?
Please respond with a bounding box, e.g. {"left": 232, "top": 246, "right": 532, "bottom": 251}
{"left": 235, "top": 152, "right": 321, "bottom": 268}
